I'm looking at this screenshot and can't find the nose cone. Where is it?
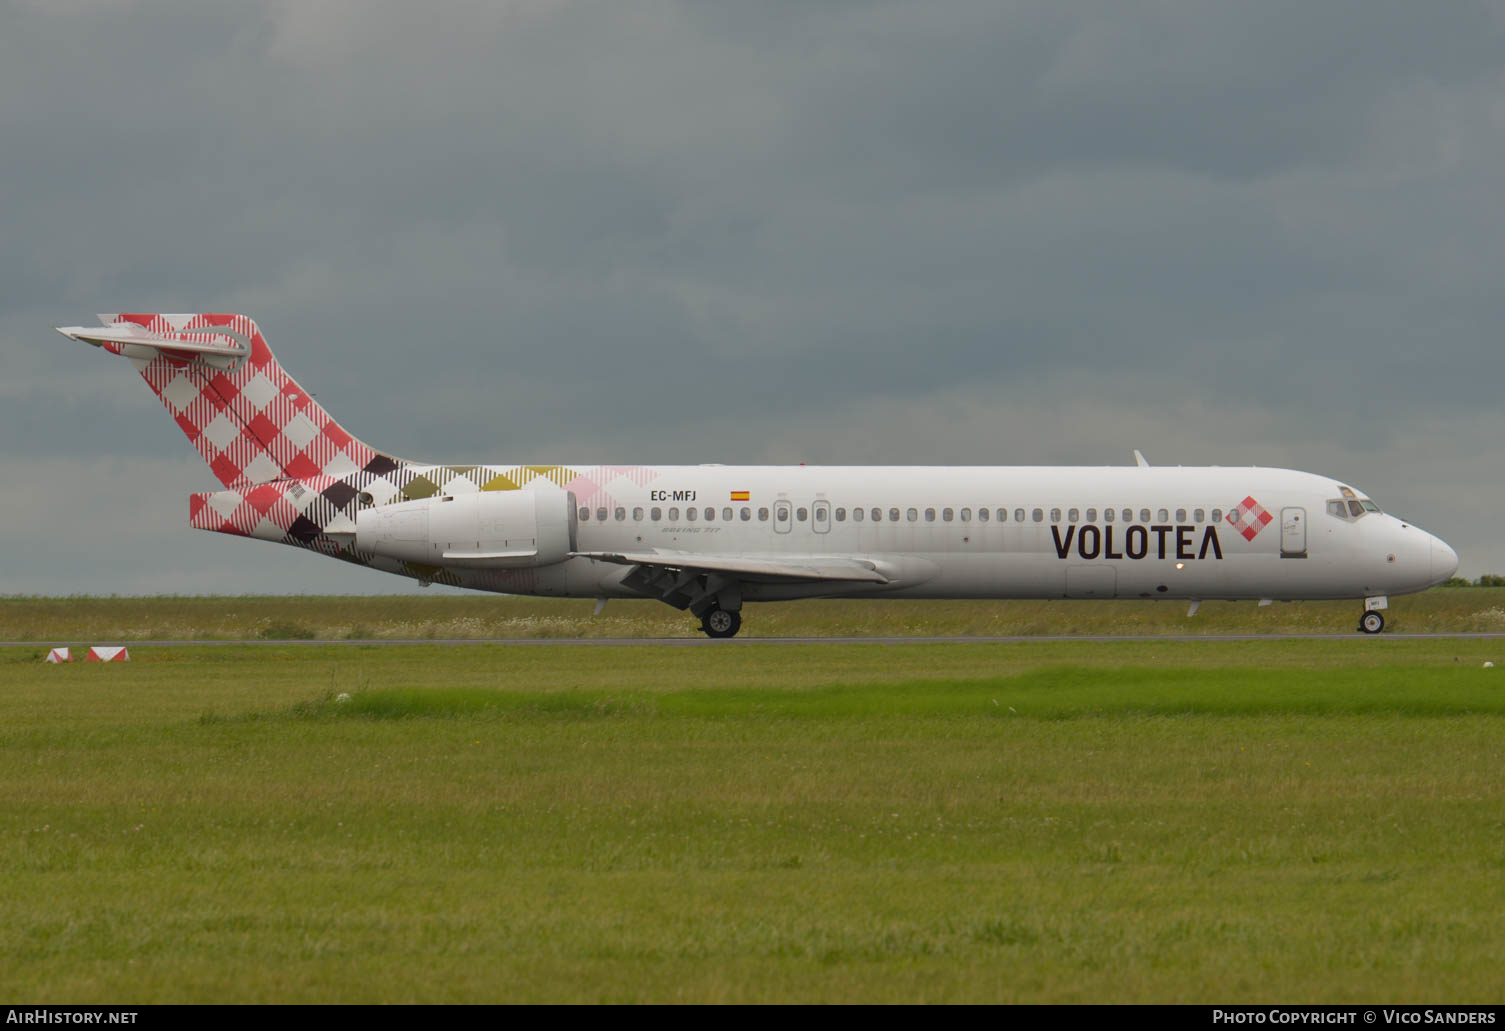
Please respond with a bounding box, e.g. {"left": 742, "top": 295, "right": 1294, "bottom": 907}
{"left": 1431, "top": 536, "right": 1460, "bottom": 584}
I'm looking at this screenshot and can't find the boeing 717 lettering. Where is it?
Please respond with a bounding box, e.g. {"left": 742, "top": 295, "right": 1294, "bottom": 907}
{"left": 56, "top": 314, "right": 1459, "bottom": 637}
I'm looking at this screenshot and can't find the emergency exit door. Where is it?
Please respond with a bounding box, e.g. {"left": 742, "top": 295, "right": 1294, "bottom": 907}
{"left": 774, "top": 500, "right": 792, "bottom": 534}
{"left": 1280, "top": 507, "right": 1307, "bottom": 558}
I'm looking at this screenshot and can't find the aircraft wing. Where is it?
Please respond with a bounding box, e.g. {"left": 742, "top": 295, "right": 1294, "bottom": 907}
{"left": 576, "top": 550, "right": 894, "bottom": 584}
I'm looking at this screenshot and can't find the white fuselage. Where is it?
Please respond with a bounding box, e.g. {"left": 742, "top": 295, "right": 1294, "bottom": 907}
{"left": 417, "top": 463, "right": 1455, "bottom": 603}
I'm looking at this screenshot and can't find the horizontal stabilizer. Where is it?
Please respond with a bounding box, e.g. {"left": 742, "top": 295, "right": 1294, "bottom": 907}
{"left": 56, "top": 321, "right": 249, "bottom": 361}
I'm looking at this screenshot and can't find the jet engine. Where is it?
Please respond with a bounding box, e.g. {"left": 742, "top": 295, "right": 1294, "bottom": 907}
{"left": 355, "top": 490, "right": 577, "bottom": 568}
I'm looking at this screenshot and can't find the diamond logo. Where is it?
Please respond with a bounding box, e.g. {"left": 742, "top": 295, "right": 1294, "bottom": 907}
{"left": 1226, "top": 495, "right": 1274, "bottom": 541}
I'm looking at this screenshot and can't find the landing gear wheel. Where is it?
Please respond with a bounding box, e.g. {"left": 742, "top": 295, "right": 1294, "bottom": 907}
{"left": 1359, "top": 610, "right": 1385, "bottom": 635}
{"left": 701, "top": 606, "right": 741, "bottom": 639}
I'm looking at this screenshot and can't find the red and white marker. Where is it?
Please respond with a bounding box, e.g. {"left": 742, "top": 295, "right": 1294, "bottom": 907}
{"left": 45, "top": 647, "right": 73, "bottom": 663}
{"left": 85, "top": 646, "right": 130, "bottom": 662}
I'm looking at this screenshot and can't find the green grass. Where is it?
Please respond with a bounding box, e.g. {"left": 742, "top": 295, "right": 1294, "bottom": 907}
{"left": 5, "top": 586, "right": 1505, "bottom": 641}
{"left": 3, "top": 639, "right": 1505, "bottom": 1002}
{"left": 272, "top": 664, "right": 1505, "bottom": 722}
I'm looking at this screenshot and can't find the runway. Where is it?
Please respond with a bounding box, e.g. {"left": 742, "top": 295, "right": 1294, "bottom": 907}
{"left": 8, "top": 633, "right": 1505, "bottom": 647}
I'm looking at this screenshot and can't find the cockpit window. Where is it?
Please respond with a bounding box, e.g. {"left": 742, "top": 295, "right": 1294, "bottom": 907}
{"left": 1330, "top": 491, "right": 1382, "bottom": 519}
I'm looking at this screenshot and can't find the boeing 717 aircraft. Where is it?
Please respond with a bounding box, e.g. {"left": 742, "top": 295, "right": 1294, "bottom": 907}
{"left": 57, "top": 314, "right": 1459, "bottom": 637}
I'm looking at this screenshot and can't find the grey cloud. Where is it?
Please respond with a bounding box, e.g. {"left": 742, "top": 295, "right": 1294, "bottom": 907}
{"left": 3, "top": 0, "right": 1504, "bottom": 590}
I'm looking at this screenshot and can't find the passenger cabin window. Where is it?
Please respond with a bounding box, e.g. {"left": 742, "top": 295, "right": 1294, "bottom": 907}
{"left": 1194, "top": 508, "right": 1205, "bottom": 523}
{"left": 997, "top": 508, "right": 1007, "bottom": 522}
{"left": 651, "top": 507, "right": 662, "bottom": 521}
{"left": 835, "top": 508, "right": 847, "bottom": 522}
{"left": 579, "top": 507, "right": 590, "bottom": 522}
{"left": 1085, "top": 508, "right": 1097, "bottom": 522}
{"left": 853, "top": 507, "right": 864, "bottom": 522}
{"left": 942, "top": 508, "right": 954, "bottom": 522}
{"left": 1032, "top": 508, "right": 1044, "bottom": 523}
{"left": 597, "top": 508, "right": 608, "bottom": 523}
{"left": 704, "top": 507, "right": 714, "bottom": 521}
{"left": 925, "top": 508, "right": 936, "bottom": 522}
{"left": 889, "top": 508, "right": 900, "bottom": 522}
{"left": 1068, "top": 508, "right": 1080, "bottom": 522}
{"left": 978, "top": 508, "right": 990, "bottom": 522}
{"left": 1050, "top": 508, "right": 1062, "bottom": 522}
{"left": 1157, "top": 509, "right": 1169, "bottom": 522}
{"left": 687, "top": 507, "right": 698, "bottom": 520}
{"left": 906, "top": 508, "right": 918, "bottom": 522}
{"left": 1211, "top": 508, "right": 1222, "bottom": 523}
{"left": 1175, "top": 508, "right": 1186, "bottom": 523}
{"left": 669, "top": 507, "right": 680, "bottom": 520}
{"left": 960, "top": 508, "right": 971, "bottom": 522}
{"left": 1102, "top": 508, "right": 1113, "bottom": 523}
{"left": 774, "top": 506, "right": 788, "bottom": 524}
{"left": 796, "top": 507, "right": 808, "bottom": 521}
{"left": 723, "top": 507, "right": 733, "bottom": 521}
{"left": 632, "top": 507, "right": 643, "bottom": 521}
{"left": 741, "top": 507, "right": 751, "bottom": 521}
{"left": 1140, "top": 509, "right": 1151, "bottom": 523}
{"left": 1014, "top": 509, "right": 1024, "bottom": 523}
{"left": 758, "top": 507, "right": 769, "bottom": 521}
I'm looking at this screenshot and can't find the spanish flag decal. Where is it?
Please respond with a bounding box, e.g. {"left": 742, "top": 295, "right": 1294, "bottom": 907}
{"left": 730, "top": 490, "right": 750, "bottom": 501}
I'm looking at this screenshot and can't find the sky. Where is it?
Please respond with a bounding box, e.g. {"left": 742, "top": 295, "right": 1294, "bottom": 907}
{"left": 3, "top": 0, "right": 1504, "bottom": 594}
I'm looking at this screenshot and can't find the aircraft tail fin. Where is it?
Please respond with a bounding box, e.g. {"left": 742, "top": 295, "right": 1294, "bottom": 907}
{"left": 56, "top": 314, "right": 401, "bottom": 488}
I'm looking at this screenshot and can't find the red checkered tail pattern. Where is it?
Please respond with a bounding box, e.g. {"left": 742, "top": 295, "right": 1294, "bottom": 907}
{"left": 56, "top": 314, "right": 397, "bottom": 488}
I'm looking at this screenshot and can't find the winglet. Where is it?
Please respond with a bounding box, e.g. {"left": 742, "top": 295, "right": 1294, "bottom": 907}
{"left": 1133, "top": 449, "right": 1150, "bottom": 468}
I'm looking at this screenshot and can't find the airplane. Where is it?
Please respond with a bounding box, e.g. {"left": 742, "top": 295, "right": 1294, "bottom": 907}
{"left": 56, "top": 313, "right": 1459, "bottom": 638}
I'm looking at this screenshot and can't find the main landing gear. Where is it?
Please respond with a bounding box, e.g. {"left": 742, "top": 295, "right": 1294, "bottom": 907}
{"left": 701, "top": 605, "right": 742, "bottom": 639}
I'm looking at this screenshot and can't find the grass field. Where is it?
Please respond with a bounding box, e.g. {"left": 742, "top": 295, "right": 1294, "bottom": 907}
{"left": 4, "top": 630, "right": 1505, "bottom": 1003}
{"left": 6, "top": 586, "right": 1505, "bottom": 641}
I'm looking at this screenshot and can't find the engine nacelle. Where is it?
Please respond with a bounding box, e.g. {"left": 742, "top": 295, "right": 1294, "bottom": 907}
{"left": 355, "top": 490, "right": 577, "bottom": 568}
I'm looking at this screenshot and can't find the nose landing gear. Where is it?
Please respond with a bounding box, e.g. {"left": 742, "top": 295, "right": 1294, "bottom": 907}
{"left": 1359, "top": 610, "right": 1385, "bottom": 634}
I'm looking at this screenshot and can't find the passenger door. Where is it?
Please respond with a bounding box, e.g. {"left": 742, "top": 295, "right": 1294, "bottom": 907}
{"left": 1280, "top": 507, "right": 1307, "bottom": 558}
